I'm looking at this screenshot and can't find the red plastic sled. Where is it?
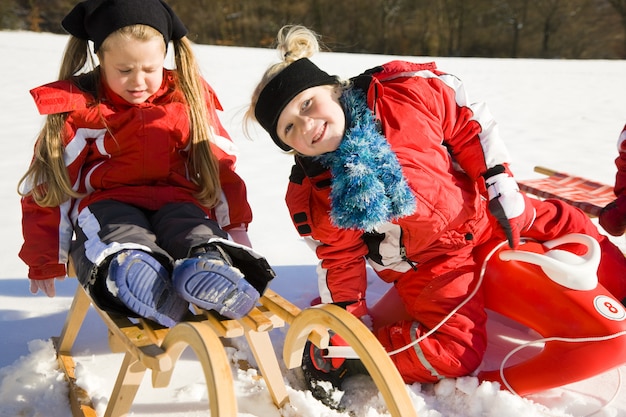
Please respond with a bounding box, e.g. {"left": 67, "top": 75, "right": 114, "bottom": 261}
{"left": 477, "top": 233, "right": 626, "bottom": 396}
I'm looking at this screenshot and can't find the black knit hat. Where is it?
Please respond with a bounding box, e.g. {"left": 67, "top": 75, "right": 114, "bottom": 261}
{"left": 255, "top": 58, "right": 338, "bottom": 151}
{"left": 61, "top": 0, "right": 187, "bottom": 52}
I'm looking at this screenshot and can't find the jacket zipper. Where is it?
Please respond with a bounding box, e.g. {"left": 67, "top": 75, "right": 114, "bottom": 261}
{"left": 399, "top": 229, "right": 418, "bottom": 271}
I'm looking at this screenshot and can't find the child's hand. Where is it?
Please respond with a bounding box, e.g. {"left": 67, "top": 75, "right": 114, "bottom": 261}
{"left": 484, "top": 166, "right": 536, "bottom": 248}
{"left": 29, "top": 277, "right": 64, "bottom": 297}
{"left": 599, "top": 195, "right": 626, "bottom": 236}
{"left": 228, "top": 226, "right": 252, "bottom": 247}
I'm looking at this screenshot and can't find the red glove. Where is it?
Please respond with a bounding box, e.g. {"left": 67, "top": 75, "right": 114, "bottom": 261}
{"left": 484, "top": 165, "right": 537, "bottom": 249}
{"left": 599, "top": 195, "right": 626, "bottom": 236}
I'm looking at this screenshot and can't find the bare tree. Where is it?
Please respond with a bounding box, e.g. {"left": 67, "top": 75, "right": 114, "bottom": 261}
{"left": 436, "top": 0, "right": 467, "bottom": 56}
{"left": 494, "top": 0, "right": 530, "bottom": 57}
{"left": 606, "top": 0, "right": 626, "bottom": 56}
{"left": 536, "top": 0, "right": 565, "bottom": 57}
{"left": 378, "top": 0, "right": 404, "bottom": 54}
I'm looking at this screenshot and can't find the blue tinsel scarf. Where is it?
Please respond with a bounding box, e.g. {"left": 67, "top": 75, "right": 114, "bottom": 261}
{"left": 316, "top": 88, "right": 416, "bottom": 232}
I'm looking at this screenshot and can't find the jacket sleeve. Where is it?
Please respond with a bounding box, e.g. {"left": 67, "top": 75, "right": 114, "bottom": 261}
{"left": 432, "top": 70, "right": 511, "bottom": 181}
{"left": 203, "top": 80, "right": 253, "bottom": 231}
{"left": 19, "top": 195, "right": 74, "bottom": 279}
{"left": 370, "top": 61, "right": 510, "bottom": 183}
{"left": 286, "top": 160, "right": 369, "bottom": 315}
{"left": 614, "top": 125, "right": 626, "bottom": 197}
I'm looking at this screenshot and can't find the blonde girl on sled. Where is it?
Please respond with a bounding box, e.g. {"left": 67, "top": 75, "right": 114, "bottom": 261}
{"left": 19, "top": 0, "right": 274, "bottom": 327}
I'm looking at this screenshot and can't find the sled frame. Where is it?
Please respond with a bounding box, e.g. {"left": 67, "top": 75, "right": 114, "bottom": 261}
{"left": 54, "top": 262, "right": 289, "bottom": 417}
{"left": 518, "top": 166, "right": 615, "bottom": 217}
{"left": 55, "top": 264, "right": 419, "bottom": 417}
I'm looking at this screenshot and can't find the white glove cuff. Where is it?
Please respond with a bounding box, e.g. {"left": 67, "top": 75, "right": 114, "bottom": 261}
{"left": 486, "top": 173, "right": 520, "bottom": 200}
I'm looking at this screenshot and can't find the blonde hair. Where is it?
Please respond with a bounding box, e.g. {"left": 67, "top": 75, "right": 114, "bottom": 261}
{"left": 18, "top": 24, "right": 221, "bottom": 208}
{"left": 17, "top": 36, "right": 91, "bottom": 207}
{"left": 244, "top": 25, "right": 324, "bottom": 133}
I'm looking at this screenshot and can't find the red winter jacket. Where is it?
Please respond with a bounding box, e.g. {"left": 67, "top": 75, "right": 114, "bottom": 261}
{"left": 285, "top": 61, "right": 508, "bottom": 315}
{"left": 20, "top": 69, "right": 252, "bottom": 280}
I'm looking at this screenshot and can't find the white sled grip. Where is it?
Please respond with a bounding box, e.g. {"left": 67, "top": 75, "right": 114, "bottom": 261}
{"left": 498, "top": 233, "right": 600, "bottom": 291}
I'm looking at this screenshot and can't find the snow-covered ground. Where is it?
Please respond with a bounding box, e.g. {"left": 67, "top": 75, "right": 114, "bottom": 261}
{"left": 1, "top": 30, "right": 625, "bottom": 417}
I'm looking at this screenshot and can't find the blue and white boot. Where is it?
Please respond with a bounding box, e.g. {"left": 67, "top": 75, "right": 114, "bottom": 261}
{"left": 107, "top": 250, "right": 189, "bottom": 327}
{"left": 172, "top": 244, "right": 260, "bottom": 319}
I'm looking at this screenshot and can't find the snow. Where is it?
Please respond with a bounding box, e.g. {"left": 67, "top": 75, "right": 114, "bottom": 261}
{"left": 1, "top": 30, "right": 626, "bottom": 417}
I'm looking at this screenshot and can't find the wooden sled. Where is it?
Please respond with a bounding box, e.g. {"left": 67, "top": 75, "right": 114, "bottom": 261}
{"left": 518, "top": 166, "right": 615, "bottom": 217}
{"left": 55, "top": 264, "right": 418, "bottom": 416}
{"left": 54, "top": 261, "right": 289, "bottom": 417}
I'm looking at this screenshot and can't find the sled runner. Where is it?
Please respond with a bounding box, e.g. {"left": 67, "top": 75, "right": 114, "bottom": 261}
{"left": 518, "top": 166, "right": 615, "bottom": 217}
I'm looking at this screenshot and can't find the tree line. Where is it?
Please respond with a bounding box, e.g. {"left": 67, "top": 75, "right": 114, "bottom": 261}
{"left": 2, "top": 0, "right": 625, "bottom": 59}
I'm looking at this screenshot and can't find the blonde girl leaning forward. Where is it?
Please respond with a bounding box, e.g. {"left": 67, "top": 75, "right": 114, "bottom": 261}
{"left": 247, "top": 25, "right": 626, "bottom": 407}
{"left": 19, "top": 0, "right": 274, "bottom": 328}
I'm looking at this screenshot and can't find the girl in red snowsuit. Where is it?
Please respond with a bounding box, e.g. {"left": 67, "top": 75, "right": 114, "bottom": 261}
{"left": 19, "top": 0, "right": 273, "bottom": 328}
{"left": 247, "top": 25, "right": 626, "bottom": 405}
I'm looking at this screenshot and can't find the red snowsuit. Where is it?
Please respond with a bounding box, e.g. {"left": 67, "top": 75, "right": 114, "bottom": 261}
{"left": 20, "top": 69, "right": 252, "bottom": 280}
{"left": 285, "top": 61, "right": 626, "bottom": 383}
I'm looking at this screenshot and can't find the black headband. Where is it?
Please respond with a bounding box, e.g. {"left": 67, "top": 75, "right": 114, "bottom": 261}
{"left": 61, "top": 0, "right": 188, "bottom": 52}
{"left": 255, "top": 58, "right": 337, "bottom": 151}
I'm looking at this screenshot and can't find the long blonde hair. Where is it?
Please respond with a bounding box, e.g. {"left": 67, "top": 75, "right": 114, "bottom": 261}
{"left": 18, "top": 25, "right": 221, "bottom": 208}
{"left": 244, "top": 25, "right": 324, "bottom": 132}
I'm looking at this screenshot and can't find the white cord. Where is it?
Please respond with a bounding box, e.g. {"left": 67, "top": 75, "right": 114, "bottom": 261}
{"left": 324, "top": 240, "right": 507, "bottom": 359}
{"left": 385, "top": 240, "right": 509, "bottom": 356}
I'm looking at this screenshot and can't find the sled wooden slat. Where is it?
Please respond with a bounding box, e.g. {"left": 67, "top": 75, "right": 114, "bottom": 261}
{"left": 260, "top": 288, "right": 303, "bottom": 323}
{"left": 260, "top": 289, "right": 329, "bottom": 347}
{"left": 518, "top": 166, "right": 614, "bottom": 217}
{"left": 193, "top": 305, "right": 245, "bottom": 338}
